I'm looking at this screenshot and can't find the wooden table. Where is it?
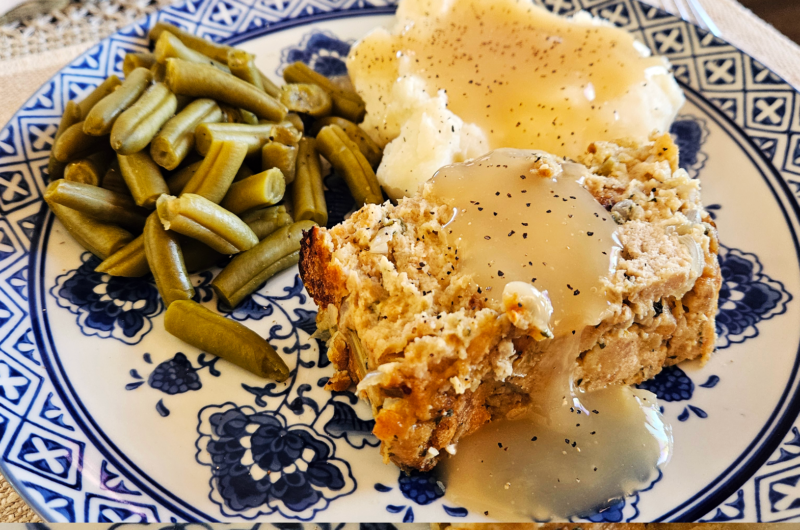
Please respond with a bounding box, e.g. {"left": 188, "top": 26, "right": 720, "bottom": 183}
{"left": 739, "top": 0, "right": 800, "bottom": 44}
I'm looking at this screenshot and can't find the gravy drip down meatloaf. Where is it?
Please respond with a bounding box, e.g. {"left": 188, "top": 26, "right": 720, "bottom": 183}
{"left": 299, "top": 133, "right": 721, "bottom": 471}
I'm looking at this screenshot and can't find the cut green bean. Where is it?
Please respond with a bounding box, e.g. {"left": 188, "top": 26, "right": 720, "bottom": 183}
{"left": 48, "top": 100, "right": 83, "bottom": 181}
{"left": 166, "top": 160, "right": 202, "bottom": 195}
{"left": 284, "top": 112, "right": 304, "bottom": 133}
{"left": 155, "top": 31, "right": 230, "bottom": 72}
{"left": 310, "top": 116, "right": 382, "bottom": 168}
{"left": 165, "top": 59, "right": 287, "bottom": 122}
{"left": 149, "top": 21, "right": 233, "bottom": 64}
{"left": 123, "top": 52, "right": 156, "bottom": 77}
{"left": 261, "top": 140, "right": 298, "bottom": 184}
{"left": 143, "top": 212, "right": 194, "bottom": 305}
{"left": 280, "top": 83, "right": 332, "bottom": 118}
{"left": 241, "top": 205, "right": 293, "bottom": 240}
{"left": 44, "top": 179, "right": 149, "bottom": 231}
{"left": 52, "top": 121, "right": 108, "bottom": 163}
{"left": 283, "top": 61, "right": 365, "bottom": 122}
{"left": 111, "top": 83, "right": 178, "bottom": 155}
{"left": 239, "top": 109, "right": 259, "bottom": 125}
{"left": 194, "top": 122, "right": 301, "bottom": 157}
{"left": 47, "top": 201, "right": 134, "bottom": 260}
{"left": 95, "top": 235, "right": 149, "bottom": 277}
{"left": 83, "top": 68, "right": 153, "bottom": 136}
{"left": 117, "top": 151, "right": 170, "bottom": 208}
{"left": 181, "top": 140, "right": 247, "bottom": 203}
{"left": 258, "top": 71, "right": 281, "bottom": 98}
{"left": 101, "top": 159, "right": 130, "bottom": 195}
{"left": 227, "top": 49, "right": 264, "bottom": 91}
{"left": 164, "top": 299, "right": 290, "bottom": 380}
{"left": 77, "top": 76, "right": 122, "bottom": 119}
{"left": 212, "top": 220, "right": 314, "bottom": 308}
{"left": 156, "top": 193, "right": 258, "bottom": 254}
{"left": 316, "top": 124, "right": 382, "bottom": 205}
{"left": 151, "top": 99, "right": 222, "bottom": 170}
{"left": 292, "top": 137, "right": 327, "bottom": 226}
{"left": 64, "top": 159, "right": 103, "bottom": 186}
{"left": 220, "top": 168, "right": 285, "bottom": 215}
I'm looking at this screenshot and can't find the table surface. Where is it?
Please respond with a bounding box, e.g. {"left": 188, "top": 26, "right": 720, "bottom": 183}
{"left": 0, "top": 0, "right": 799, "bottom": 523}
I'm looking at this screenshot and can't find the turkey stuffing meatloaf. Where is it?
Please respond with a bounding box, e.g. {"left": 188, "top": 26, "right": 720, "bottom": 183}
{"left": 299, "top": 133, "right": 721, "bottom": 472}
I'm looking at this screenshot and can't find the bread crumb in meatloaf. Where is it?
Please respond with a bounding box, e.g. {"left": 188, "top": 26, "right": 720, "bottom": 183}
{"left": 299, "top": 132, "right": 721, "bottom": 471}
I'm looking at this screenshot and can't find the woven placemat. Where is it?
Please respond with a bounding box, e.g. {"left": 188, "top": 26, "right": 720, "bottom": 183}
{"left": 0, "top": 475, "right": 41, "bottom": 522}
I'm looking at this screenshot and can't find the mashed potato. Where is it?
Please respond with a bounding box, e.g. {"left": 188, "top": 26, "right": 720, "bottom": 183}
{"left": 347, "top": 0, "right": 685, "bottom": 199}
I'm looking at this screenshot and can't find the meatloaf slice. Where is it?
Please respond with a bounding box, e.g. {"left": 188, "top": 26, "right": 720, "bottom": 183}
{"left": 299, "top": 133, "right": 721, "bottom": 471}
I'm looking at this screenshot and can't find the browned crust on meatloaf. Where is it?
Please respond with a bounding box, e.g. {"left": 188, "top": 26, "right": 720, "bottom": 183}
{"left": 300, "top": 134, "right": 721, "bottom": 471}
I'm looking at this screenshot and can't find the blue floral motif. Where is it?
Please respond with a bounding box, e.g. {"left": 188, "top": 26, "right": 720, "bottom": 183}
{"left": 670, "top": 115, "right": 709, "bottom": 179}
{"left": 148, "top": 353, "right": 202, "bottom": 395}
{"left": 716, "top": 244, "right": 792, "bottom": 349}
{"left": 196, "top": 403, "right": 356, "bottom": 520}
{"left": 638, "top": 365, "right": 694, "bottom": 402}
{"left": 126, "top": 352, "right": 221, "bottom": 417}
{"left": 280, "top": 31, "right": 352, "bottom": 78}
{"left": 51, "top": 253, "right": 163, "bottom": 345}
{"left": 397, "top": 470, "right": 444, "bottom": 505}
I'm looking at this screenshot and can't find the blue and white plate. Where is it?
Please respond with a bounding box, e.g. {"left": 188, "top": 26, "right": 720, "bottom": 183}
{"left": 2, "top": 0, "right": 800, "bottom": 522}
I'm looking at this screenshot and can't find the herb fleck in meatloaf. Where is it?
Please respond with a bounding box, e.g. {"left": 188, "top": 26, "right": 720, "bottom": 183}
{"left": 299, "top": 133, "right": 721, "bottom": 472}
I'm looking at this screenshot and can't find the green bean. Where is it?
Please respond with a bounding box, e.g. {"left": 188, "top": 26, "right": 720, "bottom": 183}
{"left": 239, "top": 109, "right": 259, "bottom": 125}
{"left": 164, "top": 299, "right": 290, "bottom": 380}
{"left": 292, "top": 137, "right": 327, "bottom": 226}
{"left": 212, "top": 220, "right": 314, "bottom": 308}
{"left": 233, "top": 163, "right": 254, "bottom": 183}
{"left": 156, "top": 193, "right": 259, "bottom": 254}
{"left": 181, "top": 140, "right": 247, "bottom": 203}
{"left": 316, "top": 124, "right": 382, "bottom": 205}
{"left": 123, "top": 52, "right": 156, "bottom": 77}
{"left": 84, "top": 68, "right": 153, "bottom": 136}
{"left": 64, "top": 159, "right": 103, "bottom": 186}
{"left": 165, "top": 59, "right": 287, "bottom": 122}
{"left": 241, "top": 205, "right": 293, "bottom": 240}
{"left": 310, "top": 116, "right": 382, "bottom": 168}
{"left": 48, "top": 100, "right": 83, "bottom": 181}
{"left": 47, "top": 201, "right": 134, "bottom": 260}
{"left": 181, "top": 236, "right": 223, "bottom": 272}
{"left": 44, "top": 179, "right": 149, "bottom": 231}
{"left": 259, "top": 72, "right": 281, "bottom": 99}
{"left": 77, "top": 76, "right": 122, "bottom": 119}
{"left": 143, "top": 212, "right": 194, "bottom": 305}
{"left": 155, "top": 31, "right": 230, "bottom": 72}
{"left": 52, "top": 121, "right": 108, "bottom": 163}
{"left": 194, "top": 122, "right": 301, "bottom": 157}
{"left": 111, "top": 83, "right": 178, "bottom": 155}
{"left": 151, "top": 99, "right": 222, "bottom": 170}
{"left": 284, "top": 112, "right": 304, "bottom": 133}
{"left": 101, "top": 159, "right": 130, "bottom": 195}
{"left": 95, "top": 235, "right": 149, "bottom": 277}
{"left": 96, "top": 232, "right": 223, "bottom": 277}
{"left": 261, "top": 140, "right": 298, "bottom": 184}
{"left": 117, "top": 151, "right": 170, "bottom": 208}
{"left": 283, "top": 61, "right": 365, "bottom": 122}
{"left": 166, "top": 160, "right": 202, "bottom": 195}
{"left": 227, "top": 49, "right": 264, "bottom": 92}
{"left": 280, "top": 83, "right": 332, "bottom": 118}
{"left": 220, "top": 168, "right": 285, "bottom": 215}
{"left": 149, "top": 21, "right": 233, "bottom": 65}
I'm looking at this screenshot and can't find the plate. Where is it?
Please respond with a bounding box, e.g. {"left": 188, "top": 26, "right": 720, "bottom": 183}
{"left": 2, "top": 0, "right": 800, "bottom": 522}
